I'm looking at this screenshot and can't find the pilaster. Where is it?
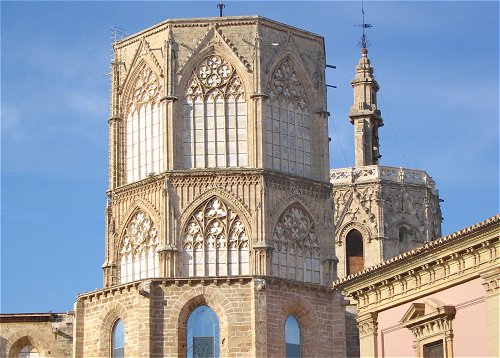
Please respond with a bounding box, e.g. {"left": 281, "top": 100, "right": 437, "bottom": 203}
{"left": 481, "top": 266, "right": 500, "bottom": 357}
{"left": 357, "top": 312, "right": 378, "bottom": 358}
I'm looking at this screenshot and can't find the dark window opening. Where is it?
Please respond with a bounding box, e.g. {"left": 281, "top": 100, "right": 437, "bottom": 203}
{"left": 346, "top": 229, "right": 364, "bottom": 275}
{"left": 423, "top": 340, "right": 444, "bottom": 358}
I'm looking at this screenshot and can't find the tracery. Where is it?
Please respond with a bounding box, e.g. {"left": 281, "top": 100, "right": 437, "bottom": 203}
{"left": 119, "top": 210, "right": 159, "bottom": 283}
{"left": 266, "top": 58, "right": 311, "bottom": 177}
{"left": 272, "top": 204, "right": 320, "bottom": 283}
{"left": 182, "top": 197, "right": 249, "bottom": 276}
{"left": 183, "top": 55, "right": 247, "bottom": 169}
{"left": 126, "top": 64, "right": 163, "bottom": 183}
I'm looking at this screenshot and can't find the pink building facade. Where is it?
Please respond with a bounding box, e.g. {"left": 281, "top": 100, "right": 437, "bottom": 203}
{"left": 334, "top": 215, "right": 500, "bottom": 358}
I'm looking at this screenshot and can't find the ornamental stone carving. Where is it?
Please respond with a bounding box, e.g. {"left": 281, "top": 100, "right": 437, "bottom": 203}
{"left": 122, "top": 211, "right": 159, "bottom": 250}
{"left": 131, "top": 65, "right": 161, "bottom": 106}
{"left": 268, "top": 58, "right": 308, "bottom": 110}
{"left": 183, "top": 197, "right": 248, "bottom": 250}
{"left": 272, "top": 204, "right": 319, "bottom": 252}
{"left": 186, "top": 55, "right": 244, "bottom": 99}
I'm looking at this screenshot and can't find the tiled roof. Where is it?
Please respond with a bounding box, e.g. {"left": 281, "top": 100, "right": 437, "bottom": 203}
{"left": 332, "top": 214, "right": 500, "bottom": 288}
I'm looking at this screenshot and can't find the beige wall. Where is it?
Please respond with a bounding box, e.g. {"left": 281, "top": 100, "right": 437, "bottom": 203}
{"left": 75, "top": 277, "right": 346, "bottom": 357}
{"left": 0, "top": 314, "right": 73, "bottom": 358}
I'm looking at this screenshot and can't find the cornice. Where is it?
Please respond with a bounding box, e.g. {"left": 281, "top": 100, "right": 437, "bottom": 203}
{"left": 77, "top": 275, "right": 333, "bottom": 303}
{"left": 114, "top": 16, "right": 322, "bottom": 50}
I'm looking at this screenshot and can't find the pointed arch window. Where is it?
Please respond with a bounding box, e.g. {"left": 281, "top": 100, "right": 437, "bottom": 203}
{"left": 346, "top": 229, "right": 364, "bottom": 275}
{"left": 266, "top": 58, "right": 311, "bottom": 177}
{"left": 119, "top": 210, "right": 159, "bottom": 283}
{"left": 399, "top": 226, "right": 413, "bottom": 253}
{"left": 272, "top": 204, "right": 321, "bottom": 284}
{"left": 182, "top": 197, "right": 249, "bottom": 277}
{"left": 18, "top": 345, "right": 39, "bottom": 358}
{"left": 183, "top": 54, "right": 247, "bottom": 169}
{"left": 187, "top": 305, "right": 220, "bottom": 358}
{"left": 285, "top": 315, "right": 301, "bottom": 358}
{"left": 112, "top": 319, "right": 125, "bottom": 358}
{"left": 126, "top": 64, "right": 163, "bottom": 183}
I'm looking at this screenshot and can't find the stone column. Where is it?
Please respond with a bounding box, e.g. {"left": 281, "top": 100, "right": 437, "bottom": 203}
{"left": 357, "top": 312, "right": 378, "bottom": 358}
{"left": 481, "top": 267, "right": 500, "bottom": 357}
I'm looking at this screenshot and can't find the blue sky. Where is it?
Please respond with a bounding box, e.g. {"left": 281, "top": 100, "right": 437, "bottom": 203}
{"left": 1, "top": 1, "right": 498, "bottom": 313}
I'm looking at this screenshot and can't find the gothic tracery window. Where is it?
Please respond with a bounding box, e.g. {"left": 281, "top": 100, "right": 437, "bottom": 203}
{"left": 266, "top": 58, "right": 311, "bottom": 177}
{"left": 182, "top": 198, "right": 249, "bottom": 277}
{"left": 119, "top": 210, "right": 159, "bottom": 283}
{"left": 126, "top": 64, "right": 163, "bottom": 183}
{"left": 183, "top": 55, "right": 247, "bottom": 169}
{"left": 272, "top": 204, "right": 320, "bottom": 284}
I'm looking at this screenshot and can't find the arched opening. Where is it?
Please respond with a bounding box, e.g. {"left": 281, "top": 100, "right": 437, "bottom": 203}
{"left": 399, "top": 226, "right": 413, "bottom": 253}
{"left": 17, "top": 344, "right": 39, "bottom": 358}
{"left": 346, "top": 229, "right": 364, "bottom": 275}
{"left": 112, "top": 319, "right": 125, "bottom": 358}
{"left": 187, "top": 305, "right": 220, "bottom": 358}
{"left": 285, "top": 315, "right": 301, "bottom": 358}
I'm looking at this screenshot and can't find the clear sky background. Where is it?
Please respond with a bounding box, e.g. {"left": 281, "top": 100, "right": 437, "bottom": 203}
{"left": 1, "top": 1, "right": 498, "bottom": 313}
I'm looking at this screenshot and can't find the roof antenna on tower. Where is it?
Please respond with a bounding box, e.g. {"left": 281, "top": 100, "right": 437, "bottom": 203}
{"left": 354, "top": 1, "right": 372, "bottom": 49}
{"left": 217, "top": 0, "right": 225, "bottom": 17}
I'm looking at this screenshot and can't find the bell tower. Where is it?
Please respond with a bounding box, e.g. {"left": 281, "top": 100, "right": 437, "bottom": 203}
{"left": 349, "top": 47, "right": 383, "bottom": 166}
{"left": 331, "top": 45, "right": 442, "bottom": 279}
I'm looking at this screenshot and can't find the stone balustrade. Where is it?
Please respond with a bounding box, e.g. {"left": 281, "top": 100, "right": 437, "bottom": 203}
{"left": 330, "top": 165, "right": 437, "bottom": 190}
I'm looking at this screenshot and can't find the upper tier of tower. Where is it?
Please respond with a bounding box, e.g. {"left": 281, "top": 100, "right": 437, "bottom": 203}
{"left": 349, "top": 48, "right": 384, "bottom": 166}
{"left": 108, "top": 16, "right": 330, "bottom": 189}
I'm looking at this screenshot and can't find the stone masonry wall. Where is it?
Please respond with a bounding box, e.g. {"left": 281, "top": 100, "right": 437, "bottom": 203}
{"left": 0, "top": 314, "right": 73, "bottom": 358}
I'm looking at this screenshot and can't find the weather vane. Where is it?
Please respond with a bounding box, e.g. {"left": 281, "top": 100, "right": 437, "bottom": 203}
{"left": 354, "top": 1, "right": 373, "bottom": 49}
{"left": 217, "top": 0, "right": 225, "bottom": 17}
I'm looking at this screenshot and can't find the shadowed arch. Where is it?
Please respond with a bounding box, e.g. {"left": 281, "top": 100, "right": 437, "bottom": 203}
{"left": 271, "top": 202, "right": 321, "bottom": 284}
{"left": 267, "top": 52, "right": 316, "bottom": 106}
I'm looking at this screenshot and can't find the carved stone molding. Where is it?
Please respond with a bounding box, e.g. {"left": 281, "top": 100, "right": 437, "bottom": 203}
{"left": 357, "top": 312, "right": 378, "bottom": 338}
{"left": 480, "top": 267, "right": 500, "bottom": 296}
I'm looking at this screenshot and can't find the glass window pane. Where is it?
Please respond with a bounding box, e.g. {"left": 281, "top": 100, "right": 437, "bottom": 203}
{"left": 285, "top": 315, "right": 301, "bottom": 358}
{"left": 112, "top": 319, "right": 125, "bottom": 358}
{"left": 187, "top": 305, "right": 220, "bottom": 358}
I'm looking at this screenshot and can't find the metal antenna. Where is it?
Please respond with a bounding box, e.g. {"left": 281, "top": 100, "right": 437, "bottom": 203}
{"left": 217, "top": 0, "right": 225, "bottom": 17}
{"left": 354, "top": 1, "right": 372, "bottom": 49}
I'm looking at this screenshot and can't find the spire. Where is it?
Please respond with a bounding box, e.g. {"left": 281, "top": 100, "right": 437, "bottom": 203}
{"left": 349, "top": 5, "right": 383, "bottom": 167}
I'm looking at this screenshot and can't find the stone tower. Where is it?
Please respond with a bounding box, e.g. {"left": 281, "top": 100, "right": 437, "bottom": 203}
{"left": 331, "top": 47, "right": 442, "bottom": 278}
{"left": 73, "top": 16, "right": 347, "bottom": 357}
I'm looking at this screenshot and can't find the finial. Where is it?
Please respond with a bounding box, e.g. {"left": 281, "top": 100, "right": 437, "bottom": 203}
{"left": 355, "top": 1, "right": 373, "bottom": 50}
{"left": 217, "top": 0, "right": 225, "bottom": 17}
